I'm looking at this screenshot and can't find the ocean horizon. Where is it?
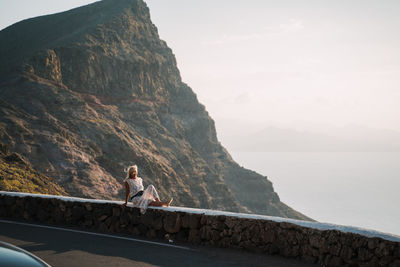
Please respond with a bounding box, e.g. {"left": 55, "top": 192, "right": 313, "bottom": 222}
{"left": 231, "top": 151, "right": 400, "bottom": 236}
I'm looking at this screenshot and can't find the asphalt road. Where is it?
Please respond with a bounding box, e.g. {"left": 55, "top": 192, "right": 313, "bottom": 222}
{"left": 0, "top": 219, "right": 316, "bottom": 267}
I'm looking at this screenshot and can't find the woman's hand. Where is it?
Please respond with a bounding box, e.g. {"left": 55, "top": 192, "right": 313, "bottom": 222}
{"left": 121, "top": 202, "right": 127, "bottom": 208}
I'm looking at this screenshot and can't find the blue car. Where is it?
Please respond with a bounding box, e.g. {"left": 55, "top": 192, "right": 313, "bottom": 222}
{"left": 0, "top": 241, "right": 50, "bottom": 266}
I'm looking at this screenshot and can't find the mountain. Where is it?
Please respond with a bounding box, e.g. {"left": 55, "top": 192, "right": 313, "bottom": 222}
{"left": 0, "top": 0, "right": 309, "bottom": 220}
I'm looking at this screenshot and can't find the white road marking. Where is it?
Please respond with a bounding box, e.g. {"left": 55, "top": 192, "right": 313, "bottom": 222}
{"left": 0, "top": 219, "right": 191, "bottom": 250}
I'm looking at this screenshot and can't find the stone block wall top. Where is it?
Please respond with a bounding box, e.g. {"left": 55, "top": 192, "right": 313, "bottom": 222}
{"left": 1, "top": 191, "right": 399, "bottom": 243}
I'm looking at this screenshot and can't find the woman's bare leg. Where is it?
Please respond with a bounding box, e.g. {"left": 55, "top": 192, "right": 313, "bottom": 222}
{"left": 167, "top": 198, "right": 173, "bottom": 206}
{"left": 149, "top": 198, "right": 173, "bottom": 207}
{"left": 148, "top": 200, "right": 164, "bottom": 207}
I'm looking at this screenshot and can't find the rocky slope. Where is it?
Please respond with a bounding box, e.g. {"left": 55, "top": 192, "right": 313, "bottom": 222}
{"left": 0, "top": 0, "right": 310, "bottom": 220}
{"left": 0, "top": 143, "right": 67, "bottom": 195}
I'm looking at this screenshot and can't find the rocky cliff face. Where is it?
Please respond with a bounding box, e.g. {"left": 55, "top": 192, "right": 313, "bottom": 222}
{"left": 0, "top": 0, "right": 310, "bottom": 220}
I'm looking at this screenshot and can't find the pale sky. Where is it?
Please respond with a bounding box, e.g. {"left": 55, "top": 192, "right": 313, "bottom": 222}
{"left": 1, "top": 0, "right": 400, "bottom": 141}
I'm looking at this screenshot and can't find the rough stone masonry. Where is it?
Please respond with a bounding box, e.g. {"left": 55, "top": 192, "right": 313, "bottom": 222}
{"left": 0, "top": 192, "right": 399, "bottom": 267}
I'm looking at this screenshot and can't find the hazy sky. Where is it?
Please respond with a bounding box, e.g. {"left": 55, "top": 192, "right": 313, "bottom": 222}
{"left": 145, "top": 0, "right": 400, "bottom": 134}
{"left": 1, "top": 0, "right": 400, "bottom": 137}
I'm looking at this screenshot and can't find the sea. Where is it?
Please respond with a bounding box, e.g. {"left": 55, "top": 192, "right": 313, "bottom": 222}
{"left": 230, "top": 151, "right": 400, "bottom": 236}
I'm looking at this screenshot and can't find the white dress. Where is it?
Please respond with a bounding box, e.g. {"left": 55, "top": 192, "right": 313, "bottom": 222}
{"left": 124, "top": 177, "right": 160, "bottom": 214}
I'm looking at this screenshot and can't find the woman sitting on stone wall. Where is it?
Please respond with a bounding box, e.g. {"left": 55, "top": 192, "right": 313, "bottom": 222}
{"left": 122, "top": 165, "right": 172, "bottom": 213}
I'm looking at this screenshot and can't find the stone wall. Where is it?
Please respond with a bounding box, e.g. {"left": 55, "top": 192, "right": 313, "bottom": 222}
{"left": 0, "top": 192, "right": 399, "bottom": 267}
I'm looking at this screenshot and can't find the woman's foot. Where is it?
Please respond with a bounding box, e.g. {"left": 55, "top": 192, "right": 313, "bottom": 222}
{"left": 167, "top": 198, "right": 173, "bottom": 207}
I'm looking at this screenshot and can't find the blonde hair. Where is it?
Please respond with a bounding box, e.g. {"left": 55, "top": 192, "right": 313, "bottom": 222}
{"left": 125, "top": 165, "right": 138, "bottom": 179}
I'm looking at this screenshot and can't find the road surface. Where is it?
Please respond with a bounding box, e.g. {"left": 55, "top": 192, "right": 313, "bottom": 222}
{"left": 0, "top": 219, "right": 315, "bottom": 266}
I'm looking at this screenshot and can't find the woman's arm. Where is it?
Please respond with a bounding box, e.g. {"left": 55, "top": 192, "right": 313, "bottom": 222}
{"left": 124, "top": 181, "right": 129, "bottom": 205}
